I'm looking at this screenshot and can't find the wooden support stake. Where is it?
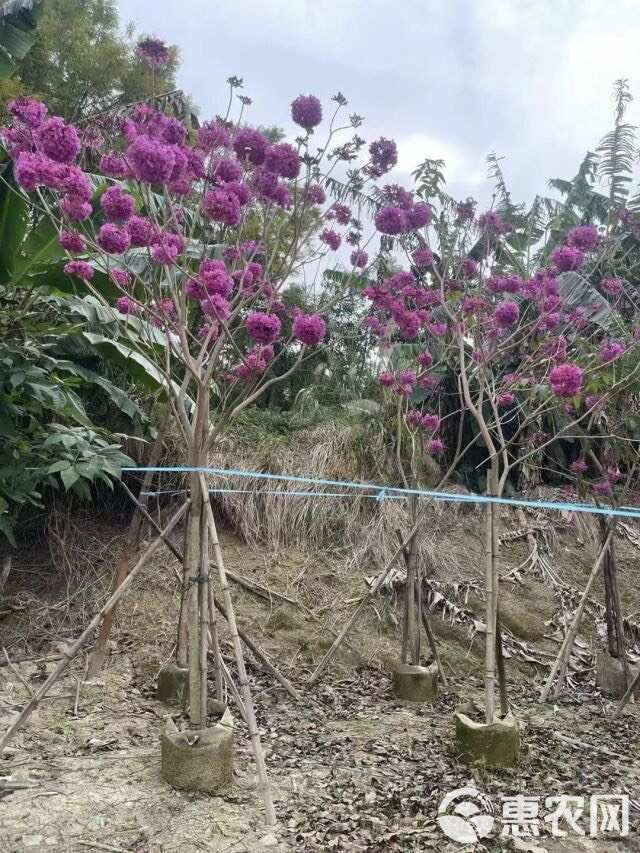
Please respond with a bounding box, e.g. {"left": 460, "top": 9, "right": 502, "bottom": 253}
{"left": 613, "top": 668, "right": 640, "bottom": 719}
{"left": 541, "top": 530, "right": 613, "bottom": 702}
{"left": 0, "top": 502, "right": 189, "bottom": 754}
{"left": 199, "top": 473, "right": 276, "bottom": 827}
{"left": 394, "top": 529, "right": 448, "bottom": 687}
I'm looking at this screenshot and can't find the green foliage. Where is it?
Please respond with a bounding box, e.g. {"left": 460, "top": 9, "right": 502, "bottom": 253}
{"left": 597, "top": 79, "right": 635, "bottom": 208}
{"left": 13, "top": 0, "right": 178, "bottom": 118}
{"left": 0, "top": 0, "right": 41, "bottom": 78}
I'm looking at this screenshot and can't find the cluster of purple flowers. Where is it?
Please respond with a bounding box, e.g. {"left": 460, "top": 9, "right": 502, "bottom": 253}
{"left": 549, "top": 363, "right": 582, "bottom": 397}
{"left": 375, "top": 200, "right": 432, "bottom": 235}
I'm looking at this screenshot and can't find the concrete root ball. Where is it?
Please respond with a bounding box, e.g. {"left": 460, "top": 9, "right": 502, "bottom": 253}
{"left": 455, "top": 709, "right": 520, "bottom": 768}
{"left": 392, "top": 663, "right": 438, "bottom": 703}
{"left": 157, "top": 663, "right": 189, "bottom": 705}
{"left": 161, "top": 704, "right": 234, "bottom": 793}
{"left": 596, "top": 652, "right": 640, "bottom": 699}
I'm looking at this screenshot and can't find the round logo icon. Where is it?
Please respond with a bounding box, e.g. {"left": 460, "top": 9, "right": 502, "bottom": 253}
{"left": 437, "top": 786, "right": 495, "bottom": 843}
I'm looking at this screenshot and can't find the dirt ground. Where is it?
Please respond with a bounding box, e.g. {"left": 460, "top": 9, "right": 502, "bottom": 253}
{"left": 2, "top": 505, "right": 640, "bottom": 852}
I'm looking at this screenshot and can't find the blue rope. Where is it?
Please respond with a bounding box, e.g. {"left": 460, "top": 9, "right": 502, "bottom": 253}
{"left": 122, "top": 464, "right": 640, "bottom": 520}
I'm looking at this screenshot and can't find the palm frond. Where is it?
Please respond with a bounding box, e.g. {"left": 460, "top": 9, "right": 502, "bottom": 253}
{"left": 597, "top": 79, "right": 636, "bottom": 208}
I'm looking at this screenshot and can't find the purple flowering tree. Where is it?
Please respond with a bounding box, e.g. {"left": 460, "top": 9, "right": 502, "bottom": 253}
{"left": 355, "top": 147, "right": 640, "bottom": 721}
{"left": 0, "top": 81, "right": 413, "bottom": 820}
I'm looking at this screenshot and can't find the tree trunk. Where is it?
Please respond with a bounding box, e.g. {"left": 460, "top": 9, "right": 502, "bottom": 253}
{"left": 484, "top": 464, "right": 499, "bottom": 724}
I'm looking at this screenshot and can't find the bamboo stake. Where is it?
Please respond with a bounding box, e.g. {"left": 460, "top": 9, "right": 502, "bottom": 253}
{"left": 121, "top": 484, "right": 300, "bottom": 702}
{"left": 608, "top": 534, "right": 630, "bottom": 689}
{"left": 394, "top": 528, "right": 447, "bottom": 686}
{"left": 87, "top": 435, "right": 164, "bottom": 678}
{"left": 308, "top": 527, "right": 420, "bottom": 685}
{"left": 405, "top": 501, "right": 418, "bottom": 666}
{"left": 541, "top": 530, "right": 613, "bottom": 702}
{"left": 0, "top": 557, "right": 12, "bottom": 596}
{"left": 613, "top": 668, "right": 640, "bottom": 719}
{"left": 0, "top": 502, "right": 189, "bottom": 753}
{"left": 496, "top": 610, "right": 508, "bottom": 717}
{"left": 199, "top": 473, "right": 276, "bottom": 827}
{"left": 207, "top": 579, "right": 224, "bottom": 701}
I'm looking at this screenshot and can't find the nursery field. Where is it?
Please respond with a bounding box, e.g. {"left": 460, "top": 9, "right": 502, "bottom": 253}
{"left": 2, "top": 503, "right": 640, "bottom": 852}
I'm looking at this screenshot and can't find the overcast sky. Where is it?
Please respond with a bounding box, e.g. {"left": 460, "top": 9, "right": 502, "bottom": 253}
{"left": 117, "top": 0, "right": 640, "bottom": 209}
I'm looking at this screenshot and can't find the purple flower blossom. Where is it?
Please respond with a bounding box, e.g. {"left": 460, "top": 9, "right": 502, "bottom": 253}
{"left": 327, "top": 203, "right": 351, "bottom": 225}
{"left": 100, "top": 186, "right": 135, "bottom": 222}
{"left": 233, "top": 127, "right": 268, "bottom": 165}
{"left": 566, "top": 225, "right": 599, "bottom": 251}
{"left": 599, "top": 340, "right": 624, "bottom": 362}
{"left": 293, "top": 313, "right": 326, "bottom": 346}
{"left": 36, "top": 117, "right": 81, "bottom": 164}
{"left": 115, "top": 295, "right": 139, "bottom": 314}
{"left": 150, "top": 231, "right": 184, "bottom": 265}
{"left": 209, "top": 156, "right": 243, "bottom": 184}
{"left": 350, "top": 249, "right": 368, "bottom": 267}
{"left": 162, "top": 118, "right": 187, "bottom": 147}
{"left": 245, "top": 311, "right": 281, "bottom": 344}
{"left": 550, "top": 245, "right": 584, "bottom": 272}
{"left": 498, "top": 392, "right": 515, "bottom": 407}
{"left": 585, "top": 394, "right": 603, "bottom": 410}
{"left": 127, "top": 134, "right": 175, "bottom": 183}
{"left": 291, "top": 94, "right": 322, "bottom": 130}
{"left": 566, "top": 307, "right": 588, "bottom": 330}
{"left": 201, "top": 188, "right": 241, "bottom": 226}
{"left": 366, "top": 137, "right": 397, "bottom": 177}
{"left": 462, "top": 296, "right": 485, "bottom": 315}
{"left": 493, "top": 300, "right": 519, "bottom": 328}
{"left": 478, "top": 210, "right": 511, "bottom": 235}
{"left": 197, "top": 120, "right": 232, "bottom": 151}
{"left": 406, "top": 409, "right": 422, "bottom": 428}
{"left": 374, "top": 204, "right": 406, "bottom": 235}
{"left": 421, "top": 413, "right": 439, "bottom": 430}
{"left": 549, "top": 362, "right": 582, "bottom": 397}
{"left": 571, "top": 458, "right": 588, "bottom": 474}
{"left": 110, "top": 268, "right": 130, "bottom": 288}
{"left": 378, "top": 371, "right": 394, "bottom": 387}
{"left": 407, "top": 202, "right": 432, "bottom": 230}
{"left": 136, "top": 37, "right": 171, "bottom": 67}
{"left": 14, "top": 152, "right": 45, "bottom": 191}
{"left": 59, "top": 230, "right": 86, "bottom": 252}
{"left": 97, "top": 223, "right": 131, "bottom": 254}
{"left": 593, "top": 480, "right": 612, "bottom": 496}
{"left": 200, "top": 293, "right": 231, "bottom": 320}
{"left": 8, "top": 97, "right": 47, "bottom": 128}
{"left": 487, "top": 274, "right": 521, "bottom": 294}
{"left": 100, "top": 153, "right": 129, "bottom": 179}
{"left": 126, "top": 215, "right": 154, "bottom": 247}
{"left": 600, "top": 277, "right": 624, "bottom": 296}
{"left": 264, "top": 142, "right": 300, "bottom": 178}
{"left": 221, "top": 180, "right": 250, "bottom": 206}
{"left": 59, "top": 193, "right": 92, "bottom": 221}
{"left": 320, "top": 228, "right": 341, "bottom": 250}
{"left": 64, "top": 260, "right": 93, "bottom": 281}
{"left": 462, "top": 258, "right": 477, "bottom": 278}
{"left": 412, "top": 248, "right": 433, "bottom": 268}
{"left": 455, "top": 199, "right": 476, "bottom": 224}
{"left": 428, "top": 438, "right": 444, "bottom": 455}
{"left": 417, "top": 350, "right": 433, "bottom": 367}
{"left": 303, "top": 183, "right": 326, "bottom": 205}
{"left": 427, "top": 322, "right": 447, "bottom": 336}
